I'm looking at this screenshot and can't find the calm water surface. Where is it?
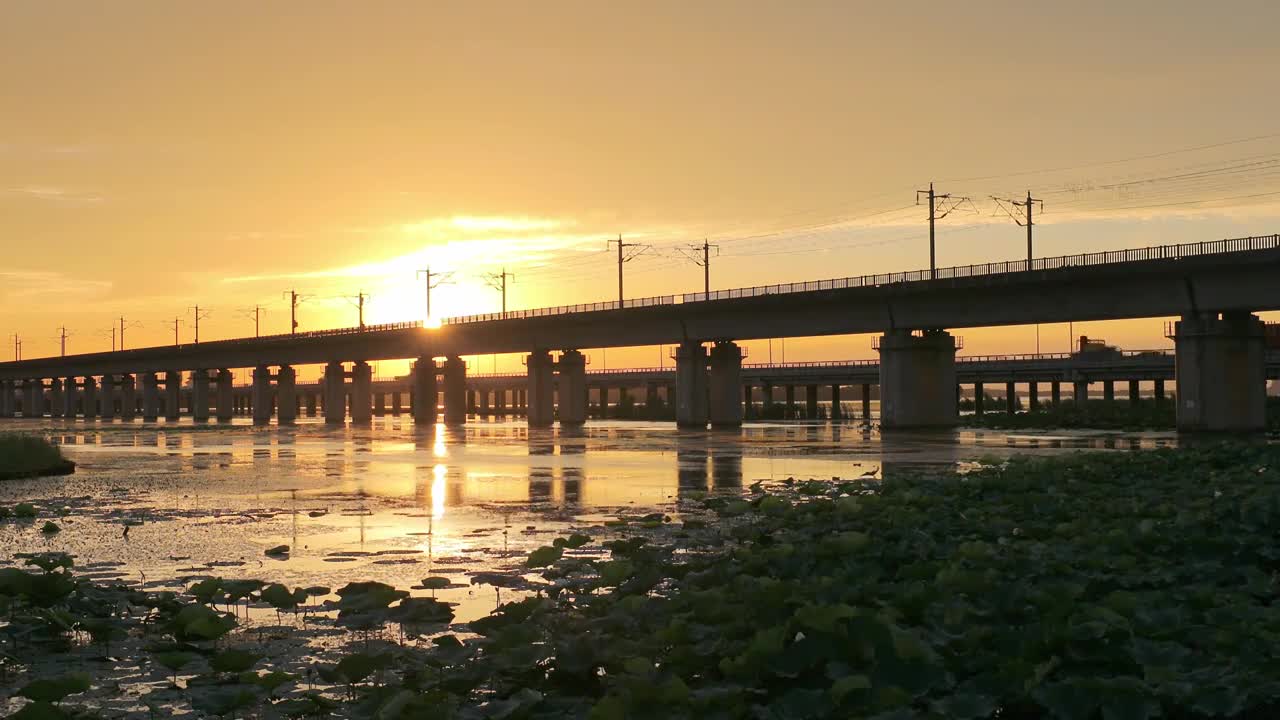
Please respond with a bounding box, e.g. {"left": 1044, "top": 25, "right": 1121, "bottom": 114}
{"left": 0, "top": 417, "right": 1175, "bottom": 621}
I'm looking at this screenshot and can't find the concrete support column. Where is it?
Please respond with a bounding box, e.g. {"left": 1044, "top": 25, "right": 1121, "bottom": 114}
{"left": 558, "top": 349, "right": 588, "bottom": 426}
{"left": 215, "top": 369, "right": 233, "bottom": 422}
{"left": 277, "top": 365, "right": 297, "bottom": 425}
{"left": 25, "top": 380, "right": 43, "bottom": 417}
{"left": 762, "top": 383, "right": 775, "bottom": 416}
{"left": 1103, "top": 380, "right": 1115, "bottom": 403}
{"left": 743, "top": 385, "right": 754, "bottom": 420}
{"left": 525, "top": 349, "right": 555, "bottom": 427}
{"left": 1173, "top": 312, "right": 1266, "bottom": 432}
{"left": 973, "top": 382, "right": 985, "bottom": 415}
{"left": 47, "top": 379, "right": 63, "bottom": 418}
{"left": 0, "top": 380, "right": 11, "bottom": 417}
{"left": 1005, "top": 382, "right": 1016, "bottom": 414}
{"left": 63, "top": 378, "right": 78, "bottom": 419}
{"left": 374, "top": 392, "right": 387, "bottom": 416}
{"left": 1129, "top": 379, "right": 1141, "bottom": 406}
{"left": 324, "top": 362, "right": 346, "bottom": 424}
{"left": 1028, "top": 382, "right": 1039, "bottom": 411}
{"left": 646, "top": 382, "right": 660, "bottom": 418}
{"left": 861, "top": 384, "right": 872, "bottom": 421}
{"left": 306, "top": 392, "right": 318, "bottom": 417}
{"left": 830, "top": 385, "right": 842, "bottom": 421}
{"left": 674, "top": 340, "right": 709, "bottom": 429}
{"left": 1154, "top": 379, "right": 1165, "bottom": 402}
{"left": 877, "top": 330, "right": 958, "bottom": 428}
{"left": 784, "top": 385, "right": 795, "bottom": 419}
{"left": 466, "top": 390, "right": 477, "bottom": 415}
{"left": 805, "top": 385, "right": 819, "bottom": 419}
{"left": 141, "top": 373, "right": 160, "bottom": 421}
{"left": 477, "top": 389, "right": 489, "bottom": 416}
{"left": 191, "top": 371, "right": 211, "bottom": 422}
{"left": 708, "top": 341, "right": 743, "bottom": 429}
{"left": 164, "top": 371, "right": 182, "bottom": 420}
{"left": 412, "top": 357, "right": 438, "bottom": 424}
{"left": 252, "top": 366, "right": 273, "bottom": 425}
{"left": 443, "top": 356, "right": 467, "bottom": 425}
{"left": 495, "top": 389, "right": 506, "bottom": 416}
{"left": 119, "top": 375, "right": 136, "bottom": 421}
{"left": 1050, "top": 381, "right": 1061, "bottom": 406}
{"left": 100, "top": 375, "right": 116, "bottom": 420}
{"left": 83, "top": 377, "right": 98, "bottom": 420}
{"left": 392, "top": 391, "right": 403, "bottom": 416}
{"left": 351, "top": 361, "right": 373, "bottom": 424}
{"left": 1073, "top": 379, "right": 1089, "bottom": 405}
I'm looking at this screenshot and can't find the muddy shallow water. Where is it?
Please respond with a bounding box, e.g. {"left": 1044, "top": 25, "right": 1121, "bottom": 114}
{"left": 0, "top": 416, "right": 1175, "bottom": 625}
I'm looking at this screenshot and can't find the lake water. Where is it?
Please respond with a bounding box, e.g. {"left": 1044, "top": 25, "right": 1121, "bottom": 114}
{"left": 0, "top": 417, "right": 1175, "bottom": 622}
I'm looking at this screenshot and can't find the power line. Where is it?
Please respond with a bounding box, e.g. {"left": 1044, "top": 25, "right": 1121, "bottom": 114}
{"left": 676, "top": 239, "right": 719, "bottom": 297}
{"left": 282, "top": 290, "right": 312, "bottom": 334}
{"left": 118, "top": 316, "right": 142, "bottom": 351}
{"left": 344, "top": 291, "right": 369, "bottom": 329}
{"left": 169, "top": 317, "right": 183, "bottom": 346}
{"left": 54, "top": 326, "right": 70, "bottom": 357}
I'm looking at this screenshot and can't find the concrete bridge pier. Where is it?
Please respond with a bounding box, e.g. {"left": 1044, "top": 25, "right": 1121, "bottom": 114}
{"left": 558, "top": 349, "right": 588, "bottom": 426}
{"left": 48, "top": 379, "right": 63, "bottom": 418}
{"left": 526, "top": 349, "right": 555, "bottom": 427}
{"left": 877, "top": 329, "right": 958, "bottom": 428}
{"left": 278, "top": 365, "right": 298, "bottom": 425}
{"left": 785, "top": 385, "right": 795, "bottom": 418}
{"left": 973, "top": 382, "right": 985, "bottom": 415}
{"left": 1129, "top": 379, "right": 1141, "bottom": 406}
{"left": 708, "top": 340, "right": 743, "bottom": 429}
{"left": 192, "top": 370, "right": 211, "bottom": 422}
{"left": 0, "top": 380, "right": 11, "bottom": 417}
{"left": 324, "top": 362, "right": 346, "bottom": 424}
{"left": 412, "top": 357, "right": 438, "bottom": 425}
{"left": 1004, "top": 382, "right": 1016, "bottom": 414}
{"left": 351, "top": 361, "right": 373, "bottom": 424}
{"left": 164, "top": 371, "right": 182, "bottom": 421}
{"left": 63, "top": 378, "right": 78, "bottom": 418}
{"left": 861, "top": 383, "right": 872, "bottom": 422}
{"left": 1154, "top": 379, "right": 1165, "bottom": 402}
{"left": 141, "top": 373, "right": 159, "bottom": 421}
{"left": 392, "top": 391, "right": 403, "bottom": 416}
{"left": 82, "top": 377, "right": 98, "bottom": 419}
{"left": 1102, "top": 380, "right": 1115, "bottom": 403}
{"left": 120, "top": 375, "right": 137, "bottom": 421}
{"left": 742, "top": 386, "right": 754, "bottom": 420}
{"left": 675, "top": 340, "right": 709, "bottom": 429}
{"left": 806, "top": 385, "right": 819, "bottom": 419}
{"left": 215, "top": 369, "right": 234, "bottom": 422}
{"left": 495, "top": 388, "right": 506, "bottom": 416}
{"left": 477, "top": 389, "right": 489, "bottom": 417}
{"left": 1073, "top": 378, "right": 1088, "bottom": 404}
{"left": 100, "top": 375, "right": 116, "bottom": 420}
{"left": 443, "top": 356, "right": 467, "bottom": 425}
{"left": 1050, "top": 381, "right": 1061, "bottom": 406}
{"left": 1173, "top": 311, "right": 1266, "bottom": 432}
{"left": 1028, "top": 382, "right": 1039, "bottom": 411}
{"left": 252, "top": 366, "right": 273, "bottom": 425}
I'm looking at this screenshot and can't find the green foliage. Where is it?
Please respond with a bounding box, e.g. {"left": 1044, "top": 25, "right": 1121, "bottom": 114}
{"left": 18, "top": 672, "right": 91, "bottom": 703}
{"left": 525, "top": 545, "right": 563, "bottom": 568}
{"left": 0, "top": 433, "right": 64, "bottom": 475}
{"left": 965, "top": 398, "right": 1175, "bottom": 430}
{"left": 15, "top": 502, "right": 37, "bottom": 518}
{"left": 211, "top": 648, "right": 263, "bottom": 673}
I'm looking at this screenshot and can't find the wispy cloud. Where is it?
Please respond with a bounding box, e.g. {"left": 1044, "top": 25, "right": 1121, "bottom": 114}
{"left": 0, "top": 270, "right": 112, "bottom": 299}
{"left": 2, "top": 186, "right": 104, "bottom": 205}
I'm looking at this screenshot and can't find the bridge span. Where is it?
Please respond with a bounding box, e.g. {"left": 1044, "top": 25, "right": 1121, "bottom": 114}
{"left": 1, "top": 234, "right": 1278, "bottom": 431}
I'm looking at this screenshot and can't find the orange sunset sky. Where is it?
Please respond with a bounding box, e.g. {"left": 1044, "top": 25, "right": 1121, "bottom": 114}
{"left": 4, "top": 1, "right": 1280, "bottom": 379}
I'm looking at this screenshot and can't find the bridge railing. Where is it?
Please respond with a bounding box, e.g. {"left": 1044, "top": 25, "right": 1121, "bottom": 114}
{"left": 435, "top": 233, "right": 1280, "bottom": 324}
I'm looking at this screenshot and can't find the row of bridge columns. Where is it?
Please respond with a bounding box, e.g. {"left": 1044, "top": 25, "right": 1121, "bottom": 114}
{"left": 0, "top": 312, "right": 1267, "bottom": 431}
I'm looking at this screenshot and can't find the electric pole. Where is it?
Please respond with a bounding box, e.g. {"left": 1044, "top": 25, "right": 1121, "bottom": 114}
{"left": 607, "top": 235, "right": 650, "bottom": 305}
{"left": 916, "top": 182, "right": 972, "bottom": 279}
{"left": 10, "top": 334, "right": 20, "bottom": 361}
{"left": 56, "top": 326, "right": 69, "bottom": 357}
{"left": 189, "top": 305, "right": 211, "bottom": 344}
{"left": 992, "top": 190, "right": 1044, "bottom": 264}
{"left": 417, "top": 266, "right": 453, "bottom": 319}
{"left": 993, "top": 191, "right": 1046, "bottom": 353}
{"left": 345, "top": 292, "right": 368, "bottom": 329}
{"left": 239, "top": 305, "right": 267, "bottom": 337}
{"left": 105, "top": 326, "right": 116, "bottom": 352}
{"left": 282, "top": 290, "right": 311, "bottom": 334}
{"left": 170, "top": 318, "right": 183, "bottom": 346}
{"left": 678, "top": 239, "right": 719, "bottom": 298}
{"left": 483, "top": 268, "right": 515, "bottom": 316}
{"left": 118, "top": 316, "right": 141, "bottom": 351}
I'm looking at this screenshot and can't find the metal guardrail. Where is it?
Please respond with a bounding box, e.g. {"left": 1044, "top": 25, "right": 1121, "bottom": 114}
{"left": 440, "top": 233, "right": 1280, "bottom": 326}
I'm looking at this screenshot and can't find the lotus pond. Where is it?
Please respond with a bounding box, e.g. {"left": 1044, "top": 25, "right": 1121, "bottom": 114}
{"left": 0, "top": 417, "right": 1205, "bottom": 717}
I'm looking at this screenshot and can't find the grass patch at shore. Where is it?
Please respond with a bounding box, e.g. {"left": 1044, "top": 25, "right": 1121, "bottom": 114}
{"left": 4, "top": 443, "right": 1280, "bottom": 717}
{"left": 0, "top": 433, "right": 68, "bottom": 478}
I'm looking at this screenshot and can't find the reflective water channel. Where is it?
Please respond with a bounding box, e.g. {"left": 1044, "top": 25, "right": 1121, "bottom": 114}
{"left": 0, "top": 417, "right": 1175, "bottom": 623}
